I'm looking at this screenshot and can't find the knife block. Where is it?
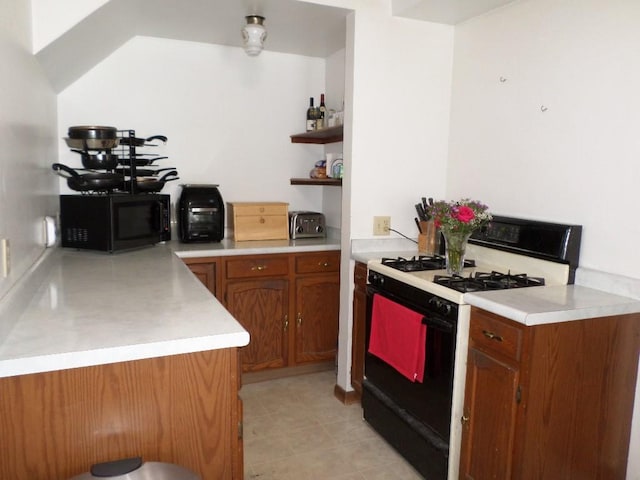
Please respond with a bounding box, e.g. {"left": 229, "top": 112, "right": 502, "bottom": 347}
{"left": 418, "top": 220, "right": 439, "bottom": 255}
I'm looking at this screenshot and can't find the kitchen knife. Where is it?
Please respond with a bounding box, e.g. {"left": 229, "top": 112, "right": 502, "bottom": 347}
{"left": 415, "top": 217, "right": 422, "bottom": 233}
{"left": 415, "top": 204, "right": 426, "bottom": 221}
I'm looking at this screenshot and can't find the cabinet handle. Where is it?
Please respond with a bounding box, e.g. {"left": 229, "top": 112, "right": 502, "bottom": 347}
{"left": 296, "top": 312, "right": 302, "bottom": 326}
{"left": 482, "top": 330, "right": 503, "bottom": 342}
{"left": 461, "top": 414, "right": 470, "bottom": 426}
{"left": 259, "top": 217, "right": 266, "bottom": 224}
{"left": 284, "top": 315, "right": 288, "bottom": 331}
{"left": 318, "top": 261, "right": 330, "bottom": 267}
{"left": 251, "top": 265, "right": 267, "bottom": 271}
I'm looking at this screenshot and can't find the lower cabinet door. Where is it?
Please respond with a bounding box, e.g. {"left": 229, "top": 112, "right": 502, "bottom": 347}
{"left": 459, "top": 348, "right": 520, "bottom": 480}
{"left": 294, "top": 275, "right": 340, "bottom": 364}
{"left": 226, "top": 279, "right": 289, "bottom": 372}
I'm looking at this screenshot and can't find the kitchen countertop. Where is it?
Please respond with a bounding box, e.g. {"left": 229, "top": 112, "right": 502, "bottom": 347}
{"left": 0, "top": 237, "right": 339, "bottom": 378}
{"left": 464, "top": 285, "right": 640, "bottom": 325}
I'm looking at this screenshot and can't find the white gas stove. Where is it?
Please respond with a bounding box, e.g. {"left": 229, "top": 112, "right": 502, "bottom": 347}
{"left": 362, "top": 216, "right": 582, "bottom": 480}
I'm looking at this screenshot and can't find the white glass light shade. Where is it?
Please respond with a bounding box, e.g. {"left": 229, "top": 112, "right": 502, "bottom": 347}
{"left": 242, "top": 15, "right": 267, "bottom": 56}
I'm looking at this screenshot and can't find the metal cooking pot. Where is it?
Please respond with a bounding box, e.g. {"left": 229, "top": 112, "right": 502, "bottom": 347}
{"left": 71, "top": 149, "right": 119, "bottom": 170}
{"left": 69, "top": 457, "right": 200, "bottom": 479}
{"left": 65, "top": 137, "right": 120, "bottom": 150}
{"left": 68, "top": 125, "right": 117, "bottom": 140}
{"left": 52, "top": 163, "right": 124, "bottom": 192}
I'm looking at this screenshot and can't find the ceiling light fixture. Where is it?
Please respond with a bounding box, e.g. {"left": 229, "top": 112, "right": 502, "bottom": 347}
{"left": 242, "top": 15, "right": 267, "bottom": 57}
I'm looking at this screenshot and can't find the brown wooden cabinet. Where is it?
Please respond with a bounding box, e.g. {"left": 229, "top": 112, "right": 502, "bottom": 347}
{"left": 350, "top": 261, "right": 367, "bottom": 397}
{"left": 294, "top": 252, "right": 340, "bottom": 364}
{"left": 459, "top": 307, "right": 640, "bottom": 480}
{"left": 226, "top": 278, "right": 289, "bottom": 371}
{"left": 183, "top": 256, "right": 219, "bottom": 299}
{"left": 185, "top": 250, "right": 340, "bottom": 374}
{"left": 0, "top": 349, "right": 243, "bottom": 479}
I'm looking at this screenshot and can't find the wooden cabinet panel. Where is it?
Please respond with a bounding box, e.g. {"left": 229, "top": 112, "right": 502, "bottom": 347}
{"left": 351, "top": 261, "right": 367, "bottom": 396}
{"left": 226, "top": 256, "right": 289, "bottom": 279}
{"left": 294, "top": 274, "right": 340, "bottom": 363}
{"left": 226, "top": 279, "right": 289, "bottom": 372}
{"left": 469, "top": 310, "right": 523, "bottom": 362}
{"left": 0, "top": 349, "right": 241, "bottom": 480}
{"left": 295, "top": 251, "right": 340, "bottom": 274}
{"left": 185, "top": 261, "right": 217, "bottom": 295}
{"left": 459, "top": 348, "right": 520, "bottom": 480}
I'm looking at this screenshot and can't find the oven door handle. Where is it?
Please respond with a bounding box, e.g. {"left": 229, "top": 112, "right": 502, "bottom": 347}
{"left": 422, "top": 316, "right": 454, "bottom": 332}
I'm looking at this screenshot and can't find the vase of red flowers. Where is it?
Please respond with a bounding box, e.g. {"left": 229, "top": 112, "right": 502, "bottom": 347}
{"left": 427, "top": 199, "right": 492, "bottom": 275}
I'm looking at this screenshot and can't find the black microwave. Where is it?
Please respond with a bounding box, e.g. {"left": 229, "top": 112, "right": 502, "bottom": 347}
{"left": 60, "top": 194, "right": 171, "bottom": 252}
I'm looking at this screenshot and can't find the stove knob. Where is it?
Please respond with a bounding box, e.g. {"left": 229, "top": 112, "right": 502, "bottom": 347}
{"left": 315, "top": 225, "right": 324, "bottom": 233}
{"left": 296, "top": 225, "right": 304, "bottom": 234}
{"left": 441, "top": 303, "right": 452, "bottom": 315}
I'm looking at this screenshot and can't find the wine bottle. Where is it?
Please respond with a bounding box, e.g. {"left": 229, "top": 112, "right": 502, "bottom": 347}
{"left": 317, "top": 93, "right": 327, "bottom": 130}
{"left": 306, "top": 97, "right": 317, "bottom": 132}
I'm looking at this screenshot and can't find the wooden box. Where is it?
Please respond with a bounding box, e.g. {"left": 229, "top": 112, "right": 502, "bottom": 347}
{"left": 229, "top": 202, "right": 289, "bottom": 241}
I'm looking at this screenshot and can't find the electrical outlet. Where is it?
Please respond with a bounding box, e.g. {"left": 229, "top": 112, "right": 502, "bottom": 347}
{"left": 1, "top": 238, "right": 9, "bottom": 278}
{"left": 373, "top": 216, "right": 391, "bottom": 236}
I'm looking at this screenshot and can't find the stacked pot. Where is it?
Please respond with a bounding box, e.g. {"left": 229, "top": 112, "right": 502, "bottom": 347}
{"left": 52, "top": 126, "right": 178, "bottom": 193}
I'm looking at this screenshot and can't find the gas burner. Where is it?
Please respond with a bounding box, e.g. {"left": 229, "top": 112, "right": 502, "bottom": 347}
{"left": 381, "top": 255, "right": 475, "bottom": 272}
{"left": 434, "top": 271, "right": 545, "bottom": 293}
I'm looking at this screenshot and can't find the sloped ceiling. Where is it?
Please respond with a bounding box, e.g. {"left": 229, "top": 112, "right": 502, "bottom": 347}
{"left": 35, "top": 0, "right": 517, "bottom": 93}
{"left": 36, "top": 0, "right": 352, "bottom": 93}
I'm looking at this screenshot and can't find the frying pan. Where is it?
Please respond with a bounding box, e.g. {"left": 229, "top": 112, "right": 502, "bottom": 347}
{"left": 119, "top": 135, "right": 168, "bottom": 147}
{"left": 118, "top": 156, "right": 169, "bottom": 167}
{"left": 71, "top": 149, "right": 119, "bottom": 170}
{"left": 115, "top": 166, "right": 176, "bottom": 177}
{"left": 65, "top": 137, "right": 120, "bottom": 150}
{"left": 68, "top": 126, "right": 117, "bottom": 140}
{"left": 123, "top": 171, "right": 179, "bottom": 193}
{"left": 52, "top": 163, "right": 124, "bottom": 192}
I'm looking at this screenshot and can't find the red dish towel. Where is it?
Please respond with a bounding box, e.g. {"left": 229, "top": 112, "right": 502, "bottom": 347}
{"left": 368, "top": 294, "right": 427, "bottom": 383}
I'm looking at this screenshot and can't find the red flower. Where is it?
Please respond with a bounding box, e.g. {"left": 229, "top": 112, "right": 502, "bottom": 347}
{"left": 455, "top": 206, "right": 475, "bottom": 223}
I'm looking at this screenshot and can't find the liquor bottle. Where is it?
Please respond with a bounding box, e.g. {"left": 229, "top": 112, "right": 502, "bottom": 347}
{"left": 306, "top": 97, "right": 317, "bottom": 131}
{"left": 317, "top": 93, "right": 327, "bottom": 130}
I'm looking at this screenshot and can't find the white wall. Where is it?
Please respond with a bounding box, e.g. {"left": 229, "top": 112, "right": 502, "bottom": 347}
{"left": 448, "top": 2, "right": 640, "bottom": 477}
{"left": 57, "top": 36, "right": 329, "bottom": 224}
{"left": 0, "top": 0, "right": 58, "bottom": 301}
{"left": 349, "top": 9, "right": 454, "bottom": 240}
{"left": 448, "top": 0, "right": 640, "bottom": 280}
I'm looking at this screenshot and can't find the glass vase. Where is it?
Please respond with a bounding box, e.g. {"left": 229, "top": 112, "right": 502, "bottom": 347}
{"left": 441, "top": 229, "right": 472, "bottom": 276}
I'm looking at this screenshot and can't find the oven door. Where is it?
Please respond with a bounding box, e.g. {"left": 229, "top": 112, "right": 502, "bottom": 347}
{"left": 364, "top": 285, "right": 456, "bottom": 442}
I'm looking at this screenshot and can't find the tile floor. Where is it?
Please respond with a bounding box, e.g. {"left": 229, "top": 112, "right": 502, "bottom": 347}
{"left": 241, "top": 370, "right": 424, "bottom": 479}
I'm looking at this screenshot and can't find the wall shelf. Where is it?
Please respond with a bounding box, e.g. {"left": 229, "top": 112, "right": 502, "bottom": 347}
{"left": 290, "top": 125, "right": 343, "bottom": 144}
{"left": 290, "top": 178, "right": 342, "bottom": 186}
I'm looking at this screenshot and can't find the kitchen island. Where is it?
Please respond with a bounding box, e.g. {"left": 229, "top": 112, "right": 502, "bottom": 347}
{"left": 0, "top": 236, "right": 339, "bottom": 479}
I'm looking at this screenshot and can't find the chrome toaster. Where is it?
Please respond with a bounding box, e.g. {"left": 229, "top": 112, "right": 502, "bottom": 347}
{"left": 289, "top": 211, "right": 326, "bottom": 239}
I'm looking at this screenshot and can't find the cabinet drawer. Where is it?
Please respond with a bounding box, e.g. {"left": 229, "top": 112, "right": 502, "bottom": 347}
{"left": 470, "top": 309, "right": 524, "bottom": 362}
{"left": 295, "top": 252, "right": 340, "bottom": 274}
{"left": 226, "top": 256, "right": 289, "bottom": 279}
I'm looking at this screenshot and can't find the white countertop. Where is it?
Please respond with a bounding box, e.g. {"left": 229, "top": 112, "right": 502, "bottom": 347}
{"left": 464, "top": 285, "right": 640, "bottom": 325}
{"left": 0, "top": 237, "right": 339, "bottom": 378}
